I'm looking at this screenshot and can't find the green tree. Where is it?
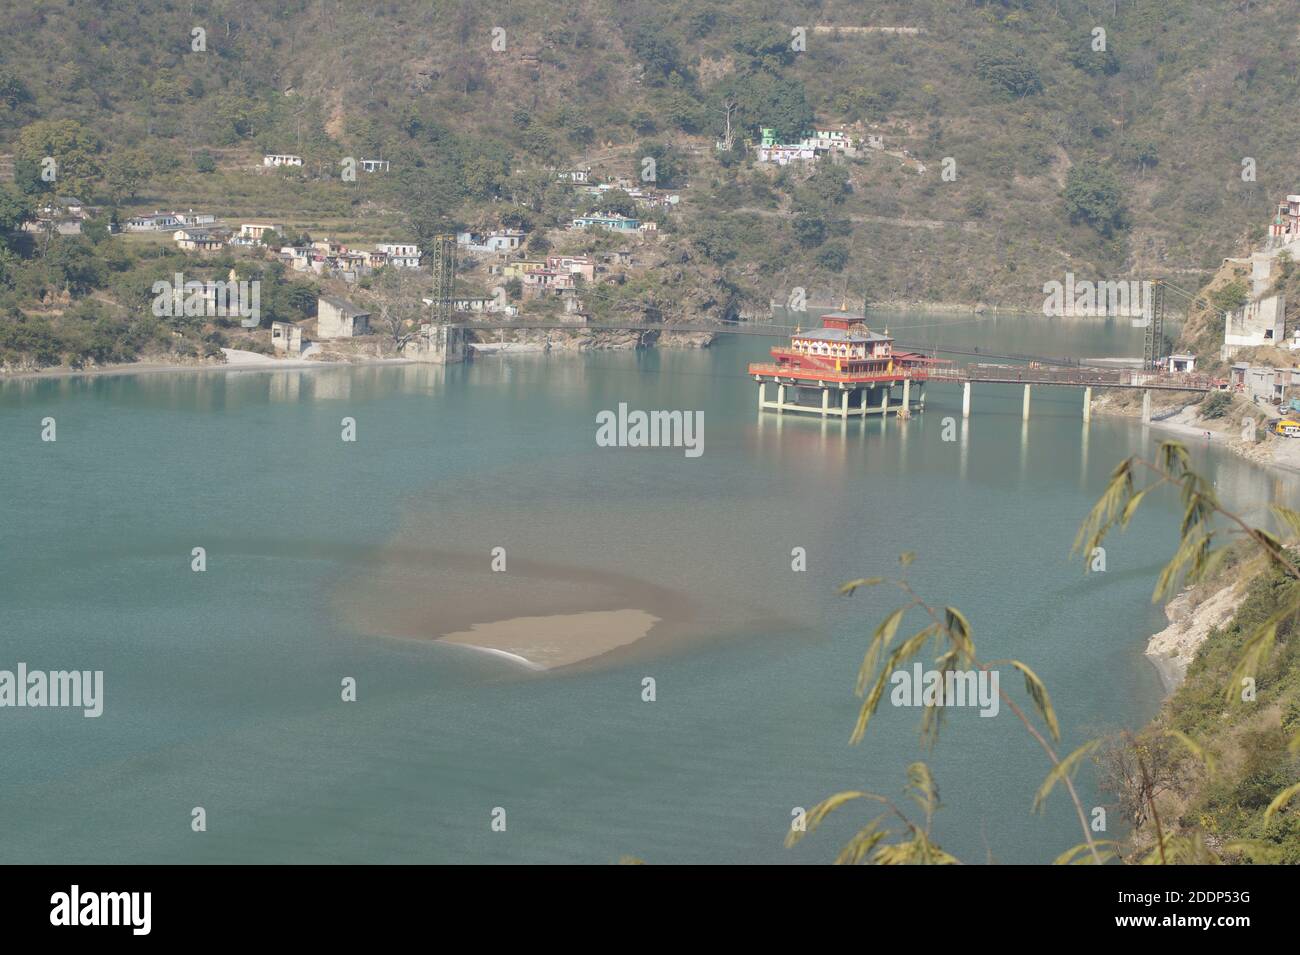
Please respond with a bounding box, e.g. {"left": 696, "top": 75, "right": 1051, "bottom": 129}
{"left": 975, "top": 44, "right": 1044, "bottom": 98}
{"left": 637, "top": 142, "right": 683, "bottom": 188}
{"left": 0, "top": 307, "right": 62, "bottom": 367}
{"left": 1063, "top": 161, "right": 1126, "bottom": 235}
{"left": 816, "top": 242, "right": 849, "bottom": 272}
{"left": 0, "top": 185, "right": 34, "bottom": 237}
{"left": 1209, "top": 280, "right": 1249, "bottom": 315}
{"left": 0, "top": 68, "right": 31, "bottom": 109}
{"left": 627, "top": 26, "right": 689, "bottom": 87}
{"left": 101, "top": 151, "right": 147, "bottom": 205}
{"left": 793, "top": 213, "right": 827, "bottom": 248}
{"left": 731, "top": 25, "right": 795, "bottom": 70}
{"left": 1118, "top": 139, "right": 1159, "bottom": 177}
{"left": 717, "top": 73, "right": 813, "bottom": 144}
{"left": 15, "top": 120, "right": 103, "bottom": 198}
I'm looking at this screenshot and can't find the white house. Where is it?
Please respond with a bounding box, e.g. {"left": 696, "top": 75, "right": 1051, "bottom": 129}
{"left": 240, "top": 223, "right": 279, "bottom": 242}
{"left": 756, "top": 143, "right": 817, "bottom": 165}
{"left": 374, "top": 243, "right": 421, "bottom": 267}
{"left": 125, "top": 212, "right": 181, "bottom": 232}
{"left": 174, "top": 210, "right": 216, "bottom": 226}
{"left": 455, "top": 230, "right": 525, "bottom": 254}
{"left": 263, "top": 154, "right": 303, "bottom": 167}
{"left": 359, "top": 159, "right": 390, "bottom": 172}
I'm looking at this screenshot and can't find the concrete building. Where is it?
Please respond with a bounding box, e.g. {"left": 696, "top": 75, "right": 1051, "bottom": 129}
{"left": 1268, "top": 195, "right": 1300, "bottom": 249}
{"left": 125, "top": 212, "right": 181, "bottom": 232}
{"left": 317, "top": 294, "right": 371, "bottom": 338}
{"left": 501, "top": 260, "right": 548, "bottom": 281}
{"left": 1166, "top": 354, "right": 1197, "bottom": 373}
{"left": 571, "top": 215, "right": 640, "bottom": 233}
{"left": 756, "top": 143, "right": 816, "bottom": 165}
{"left": 374, "top": 243, "right": 421, "bottom": 268}
{"left": 401, "top": 323, "right": 467, "bottom": 363}
{"left": 522, "top": 268, "right": 577, "bottom": 298}
{"left": 270, "top": 320, "right": 303, "bottom": 354}
{"left": 1231, "top": 363, "right": 1300, "bottom": 404}
{"left": 174, "top": 210, "right": 216, "bottom": 226}
{"left": 1222, "top": 293, "right": 1286, "bottom": 359}
{"left": 173, "top": 229, "right": 224, "bottom": 253}
{"left": 456, "top": 230, "right": 525, "bottom": 254}
{"left": 359, "top": 159, "right": 390, "bottom": 172}
{"left": 546, "top": 254, "right": 595, "bottom": 282}
{"left": 240, "top": 223, "right": 279, "bottom": 242}
{"left": 263, "top": 154, "right": 303, "bottom": 167}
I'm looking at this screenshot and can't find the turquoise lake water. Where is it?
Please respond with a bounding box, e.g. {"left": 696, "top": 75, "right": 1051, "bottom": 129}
{"left": 1, "top": 314, "right": 1291, "bottom": 864}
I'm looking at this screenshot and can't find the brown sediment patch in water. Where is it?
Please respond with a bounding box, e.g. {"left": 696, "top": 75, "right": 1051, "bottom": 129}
{"left": 333, "top": 544, "right": 710, "bottom": 669}
{"left": 332, "top": 476, "right": 817, "bottom": 670}
{"left": 440, "top": 609, "right": 662, "bottom": 670}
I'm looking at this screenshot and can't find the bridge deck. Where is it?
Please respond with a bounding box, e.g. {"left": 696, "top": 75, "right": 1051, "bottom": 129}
{"left": 450, "top": 320, "right": 1213, "bottom": 390}
{"left": 928, "top": 365, "right": 1213, "bottom": 392}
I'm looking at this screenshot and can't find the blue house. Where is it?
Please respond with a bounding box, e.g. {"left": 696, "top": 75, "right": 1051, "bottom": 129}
{"left": 571, "top": 215, "right": 641, "bottom": 233}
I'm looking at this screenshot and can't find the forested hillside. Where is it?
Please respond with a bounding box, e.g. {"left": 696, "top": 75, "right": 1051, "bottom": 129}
{"left": 2, "top": 0, "right": 1299, "bottom": 364}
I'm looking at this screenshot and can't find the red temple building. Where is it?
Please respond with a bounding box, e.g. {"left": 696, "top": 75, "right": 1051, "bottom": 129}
{"left": 748, "top": 312, "right": 945, "bottom": 417}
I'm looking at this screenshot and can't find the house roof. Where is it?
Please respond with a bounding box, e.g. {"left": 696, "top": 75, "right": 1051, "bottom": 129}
{"left": 795, "top": 327, "right": 891, "bottom": 343}
{"left": 319, "top": 294, "right": 369, "bottom": 316}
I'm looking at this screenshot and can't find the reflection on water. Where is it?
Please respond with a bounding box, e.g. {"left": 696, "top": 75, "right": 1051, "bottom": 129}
{"left": 0, "top": 318, "right": 1293, "bottom": 865}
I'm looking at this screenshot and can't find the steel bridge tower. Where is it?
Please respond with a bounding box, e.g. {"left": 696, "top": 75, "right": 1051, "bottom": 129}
{"left": 1143, "top": 280, "right": 1165, "bottom": 371}
{"left": 429, "top": 234, "right": 456, "bottom": 324}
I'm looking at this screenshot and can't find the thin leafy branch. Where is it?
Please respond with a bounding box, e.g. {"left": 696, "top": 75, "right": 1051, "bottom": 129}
{"left": 801, "top": 441, "right": 1300, "bottom": 865}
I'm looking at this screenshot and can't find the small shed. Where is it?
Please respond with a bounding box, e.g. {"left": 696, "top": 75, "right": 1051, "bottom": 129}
{"left": 316, "top": 295, "right": 370, "bottom": 339}
{"left": 271, "top": 320, "right": 303, "bottom": 354}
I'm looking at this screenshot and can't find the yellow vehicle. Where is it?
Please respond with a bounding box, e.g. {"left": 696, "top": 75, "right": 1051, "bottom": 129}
{"left": 1273, "top": 418, "right": 1300, "bottom": 438}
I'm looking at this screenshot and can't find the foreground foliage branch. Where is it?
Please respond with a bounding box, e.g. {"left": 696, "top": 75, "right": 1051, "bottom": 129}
{"left": 799, "top": 442, "right": 1299, "bottom": 865}
{"left": 800, "top": 552, "right": 1101, "bottom": 864}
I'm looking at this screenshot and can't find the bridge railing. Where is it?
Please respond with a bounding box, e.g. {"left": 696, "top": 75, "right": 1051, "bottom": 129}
{"left": 928, "top": 364, "right": 1218, "bottom": 391}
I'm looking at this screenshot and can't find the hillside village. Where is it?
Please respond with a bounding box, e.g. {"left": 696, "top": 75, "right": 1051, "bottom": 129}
{"left": 3, "top": 0, "right": 1300, "bottom": 876}
{"left": 6, "top": 117, "right": 913, "bottom": 368}
{"left": 1084, "top": 192, "right": 1300, "bottom": 470}
{"left": 5, "top": 2, "right": 1300, "bottom": 376}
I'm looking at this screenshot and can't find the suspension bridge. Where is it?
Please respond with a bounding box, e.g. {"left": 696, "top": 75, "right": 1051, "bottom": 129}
{"left": 444, "top": 277, "right": 1223, "bottom": 422}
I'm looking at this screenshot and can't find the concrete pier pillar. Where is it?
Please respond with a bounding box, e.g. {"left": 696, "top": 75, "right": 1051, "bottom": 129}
{"left": 880, "top": 385, "right": 890, "bottom": 416}
{"left": 758, "top": 381, "right": 766, "bottom": 410}
{"left": 821, "top": 388, "right": 830, "bottom": 417}
{"left": 919, "top": 383, "right": 926, "bottom": 412}
{"left": 1141, "top": 389, "right": 1151, "bottom": 424}
{"left": 1022, "top": 384, "right": 1031, "bottom": 421}
{"left": 962, "top": 380, "right": 971, "bottom": 419}
{"left": 840, "top": 389, "right": 849, "bottom": 418}
{"left": 777, "top": 384, "right": 786, "bottom": 414}
{"left": 1082, "top": 386, "right": 1091, "bottom": 423}
{"left": 902, "top": 377, "right": 911, "bottom": 410}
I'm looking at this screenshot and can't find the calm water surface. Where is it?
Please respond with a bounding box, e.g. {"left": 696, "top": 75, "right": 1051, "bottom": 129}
{"left": 0, "top": 314, "right": 1287, "bottom": 863}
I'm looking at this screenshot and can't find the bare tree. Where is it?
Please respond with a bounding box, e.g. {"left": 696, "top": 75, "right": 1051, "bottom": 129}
{"left": 370, "top": 267, "right": 423, "bottom": 350}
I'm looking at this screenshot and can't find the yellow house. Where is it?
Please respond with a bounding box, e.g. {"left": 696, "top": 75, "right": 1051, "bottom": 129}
{"left": 501, "top": 260, "right": 547, "bottom": 281}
